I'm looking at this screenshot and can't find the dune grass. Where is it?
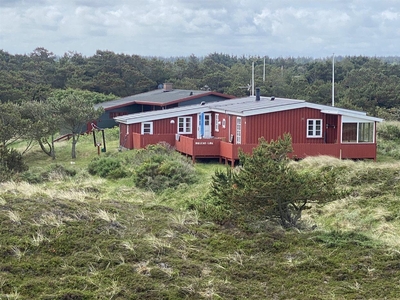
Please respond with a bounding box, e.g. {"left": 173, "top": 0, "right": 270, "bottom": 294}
{"left": 1, "top": 128, "right": 400, "bottom": 298}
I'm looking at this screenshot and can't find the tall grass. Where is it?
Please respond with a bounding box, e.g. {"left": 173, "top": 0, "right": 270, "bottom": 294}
{"left": 2, "top": 127, "right": 400, "bottom": 298}
{"left": 297, "top": 155, "right": 400, "bottom": 248}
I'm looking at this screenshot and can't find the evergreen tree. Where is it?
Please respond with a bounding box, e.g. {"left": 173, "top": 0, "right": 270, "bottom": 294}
{"left": 210, "top": 134, "right": 346, "bottom": 228}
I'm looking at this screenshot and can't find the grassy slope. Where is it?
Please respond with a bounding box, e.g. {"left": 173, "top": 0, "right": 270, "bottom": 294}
{"left": 1, "top": 129, "right": 400, "bottom": 299}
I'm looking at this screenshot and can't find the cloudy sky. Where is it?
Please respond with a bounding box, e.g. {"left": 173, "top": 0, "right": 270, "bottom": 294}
{"left": 0, "top": 0, "right": 399, "bottom": 58}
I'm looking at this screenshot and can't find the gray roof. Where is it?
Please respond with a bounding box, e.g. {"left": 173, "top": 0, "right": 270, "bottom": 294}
{"left": 115, "top": 95, "right": 383, "bottom": 124}
{"left": 95, "top": 89, "right": 217, "bottom": 110}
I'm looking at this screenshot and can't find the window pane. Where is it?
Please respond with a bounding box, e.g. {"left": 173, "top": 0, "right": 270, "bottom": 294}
{"left": 186, "top": 117, "right": 191, "bottom": 132}
{"left": 342, "top": 123, "right": 357, "bottom": 142}
{"left": 236, "top": 118, "right": 241, "bottom": 144}
{"left": 178, "top": 117, "right": 192, "bottom": 134}
{"left": 178, "top": 118, "right": 184, "bottom": 133}
{"left": 358, "top": 122, "right": 373, "bottom": 142}
{"left": 307, "top": 119, "right": 322, "bottom": 137}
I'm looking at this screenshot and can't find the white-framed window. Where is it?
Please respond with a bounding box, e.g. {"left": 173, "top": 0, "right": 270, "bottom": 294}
{"left": 215, "top": 114, "right": 219, "bottom": 132}
{"left": 342, "top": 122, "right": 374, "bottom": 143}
{"left": 178, "top": 116, "right": 192, "bottom": 134}
{"left": 358, "top": 122, "right": 374, "bottom": 143}
{"left": 141, "top": 122, "right": 153, "bottom": 134}
{"left": 307, "top": 119, "right": 323, "bottom": 138}
{"left": 236, "top": 117, "right": 242, "bottom": 144}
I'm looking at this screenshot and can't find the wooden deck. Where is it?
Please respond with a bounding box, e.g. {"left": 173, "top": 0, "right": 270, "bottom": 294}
{"left": 132, "top": 134, "right": 377, "bottom": 164}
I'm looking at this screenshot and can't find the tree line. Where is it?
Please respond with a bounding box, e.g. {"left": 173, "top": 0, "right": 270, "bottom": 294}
{"left": 2, "top": 48, "right": 400, "bottom": 119}
{"left": 2, "top": 47, "right": 400, "bottom": 169}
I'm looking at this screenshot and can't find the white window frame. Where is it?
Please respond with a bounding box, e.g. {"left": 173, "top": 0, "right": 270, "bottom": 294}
{"left": 307, "top": 119, "right": 323, "bottom": 138}
{"left": 178, "top": 116, "right": 192, "bottom": 134}
{"left": 141, "top": 122, "right": 153, "bottom": 134}
{"left": 341, "top": 121, "right": 374, "bottom": 143}
{"left": 215, "top": 114, "right": 219, "bottom": 132}
{"left": 236, "top": 117, "right": 242, "bottom": 144}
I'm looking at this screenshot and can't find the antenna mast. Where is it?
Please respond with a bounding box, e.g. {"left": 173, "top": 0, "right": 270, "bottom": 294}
{"left": 251, "top": 61, "right": 255, "bottom": 96}
{"left": 263, "top": 57, "right": 265, "bottom": 82}
{"left": 332, "top": 53, "right": 335, "bottom": 107}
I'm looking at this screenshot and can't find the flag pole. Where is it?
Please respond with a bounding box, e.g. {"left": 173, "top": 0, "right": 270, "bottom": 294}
{"left": 332, "top": 53, "right": 335, "bottom": 107}
{"left": 252, "top": 61, "right": 255, "bottom": 96}
{"left": 263, "top": 57, "right": 265, "bottom": 82}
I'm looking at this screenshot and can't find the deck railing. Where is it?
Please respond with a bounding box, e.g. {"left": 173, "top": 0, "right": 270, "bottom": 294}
{"left": 132, "top": 133, "right": 176, "bottom": 149}
{"left": 133, "top": 133, "right": 376, "bottom": 161}
{"left": 176, "top": 135, "right": 221, "bottom": 157}
{"left": 293, "top": 143, "right": 376, "bottom": 159}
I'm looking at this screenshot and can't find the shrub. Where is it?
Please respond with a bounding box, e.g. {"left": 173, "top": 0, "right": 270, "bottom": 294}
{"left": 124, "top": 142, "right": 176, "bottom": 166}
{"left": 87, "top": 156, "right": 129, "bottom": 179}
{"left": 134, "top": 147, "right": 197, "bottom": 193}
{"left": 208, "top": 135, "right": 347, "bottom": 228}
{"left": 0, "top": 146, "right": 28, "bottom": 182}
{"left": 21, "top": 164, "right": 77, "bottom": 183}
{"left": 377, "top": 122, "right": 400, "bottom": 141}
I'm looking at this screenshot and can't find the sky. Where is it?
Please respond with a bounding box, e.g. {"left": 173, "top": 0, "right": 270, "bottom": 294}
{"left": 0, "top": 0, "right": 399, "bottom": 58}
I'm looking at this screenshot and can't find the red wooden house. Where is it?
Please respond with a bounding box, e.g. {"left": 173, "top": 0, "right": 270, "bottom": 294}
{"left": 115, "top": 88, "right": 383, "bottom": 165}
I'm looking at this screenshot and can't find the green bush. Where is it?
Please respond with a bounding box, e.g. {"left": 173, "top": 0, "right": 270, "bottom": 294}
{"left": 87, "top": 156, "right": 129, "bottom": 179}
{"left": 377, "top": 139, "right": 400, "bottom": 159}
{"left": 134, "top": 149, "right": 197, "bottom": 193}
{"left": 124, "top": 142, "right": 176, "bottom": 166}
{"left": 208, "top": 135, "right": 346, "bottom": 228}
{"left": 21, "top": 164, "right": 77, "bottom": 183}
{"left": 378, "top": 122, "right": 400, "bottom": 141}
{"left": 0, "top": 146, "right": 28, "bottom": 182}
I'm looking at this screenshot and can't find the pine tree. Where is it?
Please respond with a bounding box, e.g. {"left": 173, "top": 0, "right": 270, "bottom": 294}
{"left": 210, "top": 134, "right": 345, "bottom": 228}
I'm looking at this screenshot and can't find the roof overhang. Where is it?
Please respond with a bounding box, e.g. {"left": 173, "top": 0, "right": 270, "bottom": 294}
{"left": 114, "top": 105, "right": 209, "bottom": 124}
{"left": 320, "top": 109, "right": 383, "bottom": 122}
{"left": 97, "top": 91, "right": 235, "bottom": 111}
{"left": 114, "top": 96, "right": 383, "bottom": 125}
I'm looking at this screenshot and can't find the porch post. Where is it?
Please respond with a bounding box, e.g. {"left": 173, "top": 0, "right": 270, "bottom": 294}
{"left": 336, "top": 115, "right": 342, "bottom": 144}
{"left": 337, "top": 115, "right": 342, "bottom": 159}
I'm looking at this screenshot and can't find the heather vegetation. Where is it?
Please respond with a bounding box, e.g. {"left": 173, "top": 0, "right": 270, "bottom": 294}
{"left": 2, "top": 49, "right": 400, "bottom": 298}
{"left": 0, "top": 125, "right": 400, "bottom": 299}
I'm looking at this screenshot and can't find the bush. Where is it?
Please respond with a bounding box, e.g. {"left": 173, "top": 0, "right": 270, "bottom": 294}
{"left": 87, "top": 156, "right": 129, "bottom": 179}
{"left": 208, "top": 135, "right": 346, "bottom": 228}
{"left": 134, "top": 147, "right": 197, "bottom": 193}
{"left": 124, "top": 142, "right": 176, "bottom": 166}
{"left": 0, "top": 146, "right": 28, "bottom": 182}
{"left": 21, "top": 164, "right": 77, "bottom": 183}
{"left": 377, "top": 122, "right": 400, "bottom": 141}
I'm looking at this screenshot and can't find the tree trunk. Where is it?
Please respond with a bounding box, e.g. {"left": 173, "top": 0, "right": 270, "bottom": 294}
{"left": 51, "top": 134, "right": 55, "bottom": 160}
{"left": 38, "top": 139, "right": 52, "bottom": 158}
{"left": 71, "top": 134, "right": 77, "bottom": 159}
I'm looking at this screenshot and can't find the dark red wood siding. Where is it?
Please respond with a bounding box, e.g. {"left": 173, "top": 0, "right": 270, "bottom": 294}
{"left": 152, "top": 118, "right": 178, "bottom": 134}
{"left": 245, "top": 107, "right": 329, "bottom": 144}
{"left": 213, "top": 112, "right": 230, "bottom": 140}
{"left": 325, "top": 114, "right": 339, "bottom": 143}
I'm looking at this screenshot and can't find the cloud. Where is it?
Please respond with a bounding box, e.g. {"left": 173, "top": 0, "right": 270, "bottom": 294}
{"left": 0, "top": 0, "right": 399, "bottom": 57}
